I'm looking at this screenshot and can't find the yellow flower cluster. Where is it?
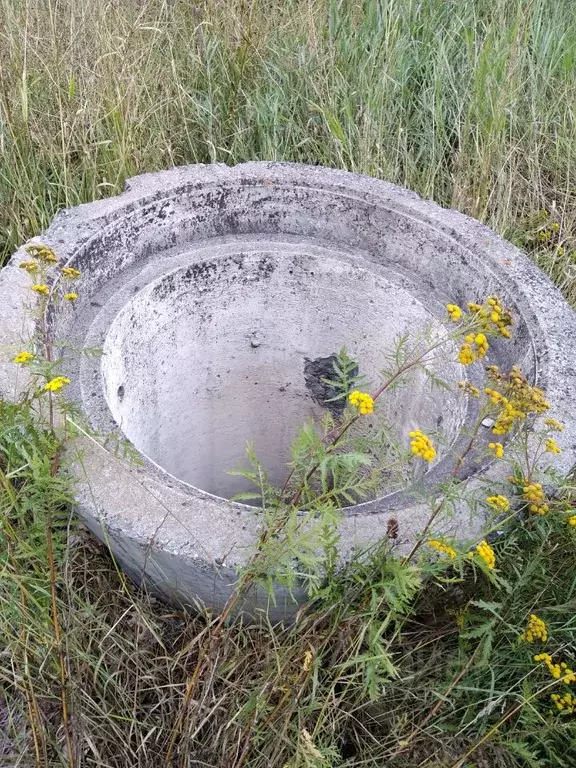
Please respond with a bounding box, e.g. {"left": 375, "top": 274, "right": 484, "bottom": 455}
{"left": 427, "top": 539, "right": 457, "bottom": 559}
{"left": 61, "top": 266, "right": 81, "bottom": 279}
{"left": 44, "top": 376, "right": 70, "bottom": 392}
{"left": 19, "top": 244, "right": 81, "bottom": 305}
{"left": 534, "top": 653, "right": 576, "bottom": 683}
{"left": 446, "top": 303, "right": 463, "bottom": 321}
{"left": 19, "top": 260, "right": 39, "bottom": 274}
{"left": 467, "top": 296, "right": 513, "bottom": 338}
{"left": 519, "top": 614, "right": 548, "bottom": 643}
{"left": 475, "top": 540, "right": 496, "bottom": 569}
{"left": 488, "top": 442, "right": 504, "bottom": 458}
{"left": 566, "top": 514, "right": 576, "bottom": 527}
{"left": 551, "top": 692, "right": 576, "bottom": 714}
{"left": 484, "top": 366, "right": 549, "bottom": 435}
{"left": 486, "top": 495, "right": 509, "bottom": 512}
{"left": 458, "top": 333, "right": 489, "bottom": 366}
{"left": 409, "top": 430, "right": 436, "bottom": 462}
{"left": 13, "top": 351, "right": 34, "bottom": 365}
{"left": 457, "top": 381, "right": 480, "bottom": 397}
{"left": 544, "top": 418, "right": 564, "bottom": 432}
{"left": 545, "top": 438, "right": 561, "bottom": 454}
{"left": 522, "top": 483, "right": 549, "bottom": 516}
{"left": 25, "top": 244, "right": 58, "bottom": 263}
{"left": 348, "top": 390, "right": 374, "bottom": 415}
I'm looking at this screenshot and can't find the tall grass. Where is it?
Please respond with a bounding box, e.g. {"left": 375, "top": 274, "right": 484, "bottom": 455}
{"left": 2, "top": 1, "right": 576, "bottom": 765}
{"left": 1, "top": 0, "right": 575, "bottom": 291}
{"left": 2, "top": 391, "right": 576, "bottom": 765}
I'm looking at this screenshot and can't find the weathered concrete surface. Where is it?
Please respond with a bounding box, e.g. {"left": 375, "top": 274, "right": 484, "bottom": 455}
{"left": 1, "top": 162, "right": 576, "bottom": 620}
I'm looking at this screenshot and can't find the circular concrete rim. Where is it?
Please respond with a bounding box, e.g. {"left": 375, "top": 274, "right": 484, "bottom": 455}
{"left": 1, "top": 161, "right": 576, "bottom": 617}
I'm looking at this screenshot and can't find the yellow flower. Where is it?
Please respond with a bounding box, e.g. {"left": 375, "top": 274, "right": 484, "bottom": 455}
{"left": 458, "top": 343, "right": 476, "bottom": 365}
{"left": 485, "top": 365, "right": 549, "bottom": 435}
{"left": 458, "top": 332, "right": 490, "bottom": 366}
{"left": 19, "top": 260, "right": 39, "bottom": 274}
{"left": 32, "top": 284, "right": 50, "bottom": 295}
{"left": 545, "top": 438, "right": 561, "bottom": 454}
{"left": 484, "top": 387, "right": 507, "bottom": 405}
{"left": 468, "top": 296, "right": 513, "bottom": 338}
{"left": 409, "top": 430, "right": 436, "bottom": 462}
{"left": 522, "top": 483, "right": 548, "bottom": 515}
{"left": 475, "top": 540, "right": 496, "bottom": 570}
{"left": 534, "top": 653, "right": 576, "bottom": 684}
{"left": 61, "top": 266, "right": 81, "bottom": 279}
{"left": 486, "top": 495, "right": 509, "bottom": 512}
{"left": 475, "top": 333, "right": 489, "bottom": 357}
{"left": 551, "top": 692, "right": 575, "bottom": 714}
{"left": 446, "top": 303, "right": 463, "bottom": 321}
{"left": 25, "top": 244, "right": 58, "bottom": 263}
{"left": 457, "top": 381, "right": 480, "bottom": 397}
{"left": 12, "top": 351, "right": 34, "bottom": 365}
{"left": 427, "top": 539, "right": 456, "bottom": 559}
{"left": 348, "top": 390, "right": 374, "bottom": 415}
{"left": 519, "top": 614, "right": 548, "bottom": 643}
{"left": 488, "top": 442, "right": 504, "bottom": 458}
{"left": 544, "top": 418, "right": 563, "bottom": 432}
{"left": 44, "top": 376, "right": 70, "bottom": 392}
{"left": 64, "top": 292, "right": 78, "bottom": 301}
{"left": 565, "top": 514, "right": 576, "bottom": 527}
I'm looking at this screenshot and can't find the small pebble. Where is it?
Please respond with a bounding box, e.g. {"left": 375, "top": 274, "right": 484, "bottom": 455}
{"left": 482, "top": 418, "right": 495, "bottom": 428}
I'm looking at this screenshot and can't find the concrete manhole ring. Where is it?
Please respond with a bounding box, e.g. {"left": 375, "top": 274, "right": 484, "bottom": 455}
{"left": 1, "top": 162, "right": 576, "bottom": 619}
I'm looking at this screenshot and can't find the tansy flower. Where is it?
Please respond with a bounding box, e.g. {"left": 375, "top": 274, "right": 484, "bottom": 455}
{"left": 19, "top": 260, "right": 38, "bottom": 274}
{"left": 409, "top": 430, "right": 436, "bottom": 462}
{"left": 458, "top": 343, "right": 476, "bottom": 366}
{"left": 488, "top": 442, "right": 504, "bottom": 458}
{"left": 61, "top": 266, "right": 81, "bottom": 279}
{"left": 484, "top": 387, "right": 507, "bottom": 405}
{"left": 565, "top": 514, "right": 576, "bottom": 526}
{"left": 486, "top": 495, "right": 509, "bottom": 512}
{"left": 545, "top": 438, "right": 561, "bottom": 454}
{"left": 457, "top": 381, "right": 480, "bottom": 397}
{"left": 12, "top": 351, "right": 34, "bottom": 365}
{"left": 551, "top": 692, "right": 575, "bottom": 714}
{"left": 458, "top": 333, "right": 489, "bottom": 366}
{"left": 522, "top": 483, "right": 549, "bottom": 515}
{"left": 519, "top": 614, "right": 548, "bottom": 643}
{"left": 348, "top": 390, "right": 374, "bottom": 415}
{"left": 26, "top": 244, "right": 58, "bottom": 263}
{"left": 544, "top": 418, "right": 563, "bottom": 432}
{"left": 427, "top": 539, "right": 456, "bottom": 559}
{"left": 475, "top": 540, "right": 496, "bottom": 569}
{"left": 468, "top": 296, "right": 513, "bottom": 338}
{"left": 534, "top": 653, "right": 576, "bottom": 683}
{"left": 32, "top": 284, "right": 50, "bottom": 295}
{"left": 446, "top": 303, "right": 463, "bottom": 321}
{"left": 44, "top": 376, "right": 70, "bottom": 392}
{"left": 64, "top": 292, "right": 78, "bottom": 302}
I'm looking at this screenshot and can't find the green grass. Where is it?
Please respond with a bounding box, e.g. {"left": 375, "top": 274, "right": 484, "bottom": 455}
{"left": 1, "top": 0, "right": 575, "bottom": 294}
{"left": 2, "top": 0, "right": 576, "bottom": 765}
{"left": 2, "top": 393, "right": 576, "bottom": 766}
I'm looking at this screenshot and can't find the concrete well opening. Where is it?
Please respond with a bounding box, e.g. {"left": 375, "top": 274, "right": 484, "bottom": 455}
{"left": 100, "top": 247, "right": 464, "bottom": 500}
